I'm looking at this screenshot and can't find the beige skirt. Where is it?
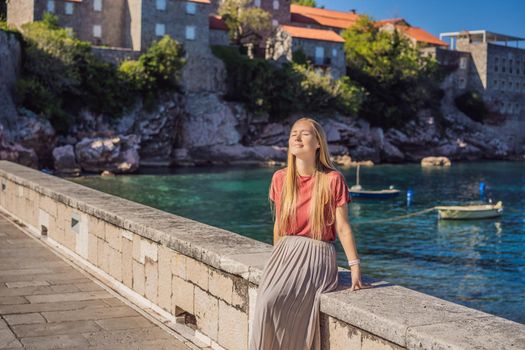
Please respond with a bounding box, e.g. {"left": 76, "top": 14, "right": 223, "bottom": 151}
{"left": 249, "top": 235, "right": 339, "bottom": 350}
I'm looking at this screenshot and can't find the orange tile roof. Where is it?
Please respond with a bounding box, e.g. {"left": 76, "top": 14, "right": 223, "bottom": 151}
{"left": 396, "top": 25, "right": 448, "bottom": 47}
{"left": 375, "top": 18, "right": 447, "bottom": 46}
{"left": 209, "top": 15, "right": 228, "bottom": 31}
{"left": 188, "top": 0, "right": 211, "bottom": 4}
{"left": 290, "top": 4, "right": 360, "bottom": 30}
{"left": 281, "top": 25, "right": 345, "bottom": 43}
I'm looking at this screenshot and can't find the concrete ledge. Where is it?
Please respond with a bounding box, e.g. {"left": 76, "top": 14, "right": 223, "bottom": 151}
{"left": 1, "top": 160, "right": 524, "bottom": 350}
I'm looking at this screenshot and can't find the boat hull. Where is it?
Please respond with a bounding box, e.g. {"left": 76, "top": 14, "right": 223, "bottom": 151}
{"left": 349, "top": 190, "right": 401, "bottom": 199}
{"left": 436, "top": 202, "right": 503, "bottom": 220}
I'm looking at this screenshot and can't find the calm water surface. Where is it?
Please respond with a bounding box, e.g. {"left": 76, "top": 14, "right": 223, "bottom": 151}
{"left": 70, "top": 161, "right": 525, "bottom": 324}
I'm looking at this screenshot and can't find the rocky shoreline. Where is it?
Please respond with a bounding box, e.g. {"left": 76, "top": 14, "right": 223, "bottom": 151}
{"left": 1, "top": 31, "right": 523, "bottom": 175}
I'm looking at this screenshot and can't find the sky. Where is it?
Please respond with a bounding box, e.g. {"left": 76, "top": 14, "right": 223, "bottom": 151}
{"left": 316, "top": 0, "right": 525, "bottom": 45}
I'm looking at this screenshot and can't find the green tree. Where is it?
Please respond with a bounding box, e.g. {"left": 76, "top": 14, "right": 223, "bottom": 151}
{"left": 342, "top": 15, "right": 444, "bottom": 128}
{"left": 218, "top": 0, "right": 272, "bottom": 49}
{"left": 291, "top": 0, "right": 317, "bottom": 7}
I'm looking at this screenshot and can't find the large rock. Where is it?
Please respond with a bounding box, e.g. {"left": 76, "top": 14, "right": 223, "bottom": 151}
{"left": 52, "top": 145, "right": 80, "bottom": 176}
{"left": 421, "top": 156, "right": 451, "bottom": 167}
{"left": 179, "top": 93, "right": 243, "bottom": 148}
{"left": 75, "top": 135, "right": 140, "bottom": 173}
{"left": 117, "top": 93, "right": 184, "bottom": 165}
{"left": 0, "top": 31, "right": 21, "bottom": 129}
{"left": 186, "top": 144, "right": 287, "bottom": 165}
{"left": 0, "top": 123, "right": 38, "bottom": 168}
{"left": 12, "top": 110, "right": 57, "bottom": 168}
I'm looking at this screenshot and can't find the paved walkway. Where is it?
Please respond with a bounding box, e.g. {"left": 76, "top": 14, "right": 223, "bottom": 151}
{"left": 0, "top": 214, "right": 191, "bottom": 350}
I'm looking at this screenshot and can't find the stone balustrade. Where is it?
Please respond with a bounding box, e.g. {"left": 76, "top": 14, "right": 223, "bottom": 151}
{"left": 0, "top": 160, "right": 523, "bottom": 350}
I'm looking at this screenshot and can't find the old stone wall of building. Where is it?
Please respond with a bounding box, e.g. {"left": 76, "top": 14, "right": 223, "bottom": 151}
{"left": 140, "top": 1, "right": 211, "bottom": 55}
{"left": 291, "top": 37, "right": 345, "bottom": 79}
{"left": 6, "top": 0, "right": 34, "bottom": 27}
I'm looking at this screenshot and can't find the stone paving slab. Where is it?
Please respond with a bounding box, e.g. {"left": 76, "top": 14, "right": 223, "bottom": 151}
{"left": 0, "top": 215, "right": 191, "bottom": 350}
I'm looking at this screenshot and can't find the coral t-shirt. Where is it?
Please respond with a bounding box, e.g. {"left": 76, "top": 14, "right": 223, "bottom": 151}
{"left": 269, "top": 168, "right": 351, "bottom": 241}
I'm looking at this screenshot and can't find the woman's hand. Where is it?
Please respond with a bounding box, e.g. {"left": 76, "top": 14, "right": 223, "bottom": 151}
{"left": 350, "top": 265, "right": 372, "bottom": 292}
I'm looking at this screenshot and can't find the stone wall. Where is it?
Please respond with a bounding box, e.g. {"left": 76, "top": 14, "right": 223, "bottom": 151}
{"left": 0, "top": 160, "right": 524, "bottom": 350}
{"left": 91, "top": 46, "right": 141, "bottom": 65}
{"left": 6, "top": 0, "right": 34, "bottom": 27}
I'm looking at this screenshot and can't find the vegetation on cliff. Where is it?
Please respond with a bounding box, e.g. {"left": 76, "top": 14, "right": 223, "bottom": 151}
{"left": 342, "top": 16, "right": 446, "bottom": 129}
{"left": 212, "top": 45, "right": 364, "bottom": 120}
{"left": 3, "top": 14, "right": 185, "bottom": 134}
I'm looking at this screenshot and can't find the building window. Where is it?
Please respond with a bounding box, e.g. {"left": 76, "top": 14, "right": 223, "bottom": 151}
{"left": 65, "top": 2, "right": 74, "bottom": 15}
{"left": 272, "top": 19, "right": 278, "bottom": 26}
{"left": 47, "top": 0, "right": 55, "bottom": 13}
{"left": 517, "top": 60, "right": 520, "bottom": 75}
{"left": 254, "top": 0, "right": 261, "bottom": 7}
{"left": 315, "top": 46, "right": 324, "bottom": 65}
{"left": 156, "top": 0, "right": 166, "bottom": 10}
{"left": 273, "top": 0, "right": 279, "bottom": 10}
{"left": 332, "top": 48, "right": 337, "bottom": 57}
{"left": 186, "top": 2, "right": 196, "bottom": 14}
{"left": 185, "top": 25, "right": 196, "bottom": 40}
{"left": 94, "top": 0, "right": 102, "bottom": 11}
{"left": 93, "top": 25, "right": 102, "bottom": 38}
{"left": 502, "top": 58, "right": 506, "bottom": 73}
{"left": 155, "top": 23, "right": 165, "bottom": 37}
{"left": 459, "top": 57, "right": 467, "bottom": 69}
{"left": 509, "top": 59, "right": 513, "bottom": 74}
{"left": 493, "top": 80, "right": 498, "bottom": 89}
{"left": 494, "top": 57, "right": 498, "bottom": 72}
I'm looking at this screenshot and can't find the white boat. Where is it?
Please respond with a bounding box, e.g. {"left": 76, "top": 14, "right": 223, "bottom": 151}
{"left": 435, "top": 201, "right": 503, "bottom": 220}
{"left": 349, "top": 164, "right": 400, "bottom": 199}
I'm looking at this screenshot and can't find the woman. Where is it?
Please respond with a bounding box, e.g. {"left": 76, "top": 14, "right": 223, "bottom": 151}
{"left": 249, "top": 117, "right": 372, "bottom": 350}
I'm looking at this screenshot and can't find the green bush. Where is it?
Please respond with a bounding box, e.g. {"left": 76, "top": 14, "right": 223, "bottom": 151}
{"left": 454, "top": 91, "right": 488, "bottom": 123}
{"left": 13, "top": 16, "right": 185, "bottom": 133}
{"left": 211, "top": 45, "right": 363, "bottom": 120}
{"left": 342, "top": 16, "right": 446, "bottom": 129}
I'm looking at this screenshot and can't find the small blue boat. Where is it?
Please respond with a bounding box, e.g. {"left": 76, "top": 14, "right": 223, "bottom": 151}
{"left": 348, "top": 164, "right": 401, "bottom": 200}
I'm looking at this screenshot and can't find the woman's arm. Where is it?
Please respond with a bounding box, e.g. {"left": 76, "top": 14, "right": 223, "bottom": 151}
{"left": 335, "top": 203, "right": 359, "bottom": 260}
{"left": 273, "top": 218, "right": 280, "bottom": 246}
{"left": 335, "top": 203, "right": 372, "bottom": 291}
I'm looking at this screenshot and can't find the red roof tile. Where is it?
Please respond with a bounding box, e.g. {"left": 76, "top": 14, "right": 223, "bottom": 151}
{"left": 188, "top": 0, "right": 211, "bottom": 4}
{"left": 290, "top": 4, "right": 360, "bottom": 30}
{"left": 281, "top": 25, "right": 345, "bottom": 43}
{"left": 400, "top": 26, "right": 448, "bottom": 46}
{"left": 209, "top": 15, "right": 228, "bottom": 31}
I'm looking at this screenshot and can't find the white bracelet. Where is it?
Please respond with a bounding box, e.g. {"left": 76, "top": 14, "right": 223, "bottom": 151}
{"left": 348, "top": 258, "right": 360, "bottom": 266}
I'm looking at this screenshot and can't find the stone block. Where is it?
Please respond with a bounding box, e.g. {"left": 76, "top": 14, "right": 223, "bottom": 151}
{"left": 87, "top": 233, "right": 98, "bottom": 265}
{"left": 144, "top": 257, "right": 158, "bottom": 304}
{"left": 105, "top": 224, "right": 122, "bottom": 252}
{"left": 157, "top": 246, "right": 173, "bottom": 311}
{"left": 208, "top": 267, "right": 233, "bottom": 304}
{"left": 217, "top": 299, "right": 248, "bottom": 350}
{"left": 171, "top": 275, "right": 194, "bottom": 315}
{"left": 320, "top": 314, "right": 362, "bottom": 350}
{"left": 121, "top": 238, "right": 133, "bottom": 289}
{"left": 186, "top": 258, "right": 209, "bottom": 291}
{"left": 194, "top": 287, "right": 219, "bottom": 341}
{"left": 132, "top": 260, "right": 145, "bottom": 296}
{"left": 109, "top": 248, "right": 122, "bottom": 282}
{"left": 171, "top": 251, "right": 187, "bottom": 280}
{"left": 88, "top": 216, "right": 106, "bottom": 239}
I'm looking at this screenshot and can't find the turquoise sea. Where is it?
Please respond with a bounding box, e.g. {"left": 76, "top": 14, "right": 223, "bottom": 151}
{"left": 71, "top": 161, "right": 525, "bottom": 324}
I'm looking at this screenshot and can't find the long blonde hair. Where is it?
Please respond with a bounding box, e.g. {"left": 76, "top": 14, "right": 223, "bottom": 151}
{"left": 270, "top": 117, "right": 340, "bottom": 241}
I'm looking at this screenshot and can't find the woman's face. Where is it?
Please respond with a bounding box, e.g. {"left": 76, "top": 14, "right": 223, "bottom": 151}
{"left": 289, "top": 120, "right": 320, "bottom": 160}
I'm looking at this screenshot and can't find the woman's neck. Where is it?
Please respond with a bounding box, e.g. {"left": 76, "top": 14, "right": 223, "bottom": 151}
{"left": 295, "top": 158, "right": 316, "bottom": 177}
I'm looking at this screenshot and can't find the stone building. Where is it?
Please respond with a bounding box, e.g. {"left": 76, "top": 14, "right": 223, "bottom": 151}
{"left": 439, "top": 30, "right": 525, "bottom": 146}
{"left": 267, "top": 24, "right": 345, "bottom": 79}
{"left": 7, "top": 0, "right": 212, "bottom": 53}
{"left": 375, "top": 18, "right": 448, "bottom": 49}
